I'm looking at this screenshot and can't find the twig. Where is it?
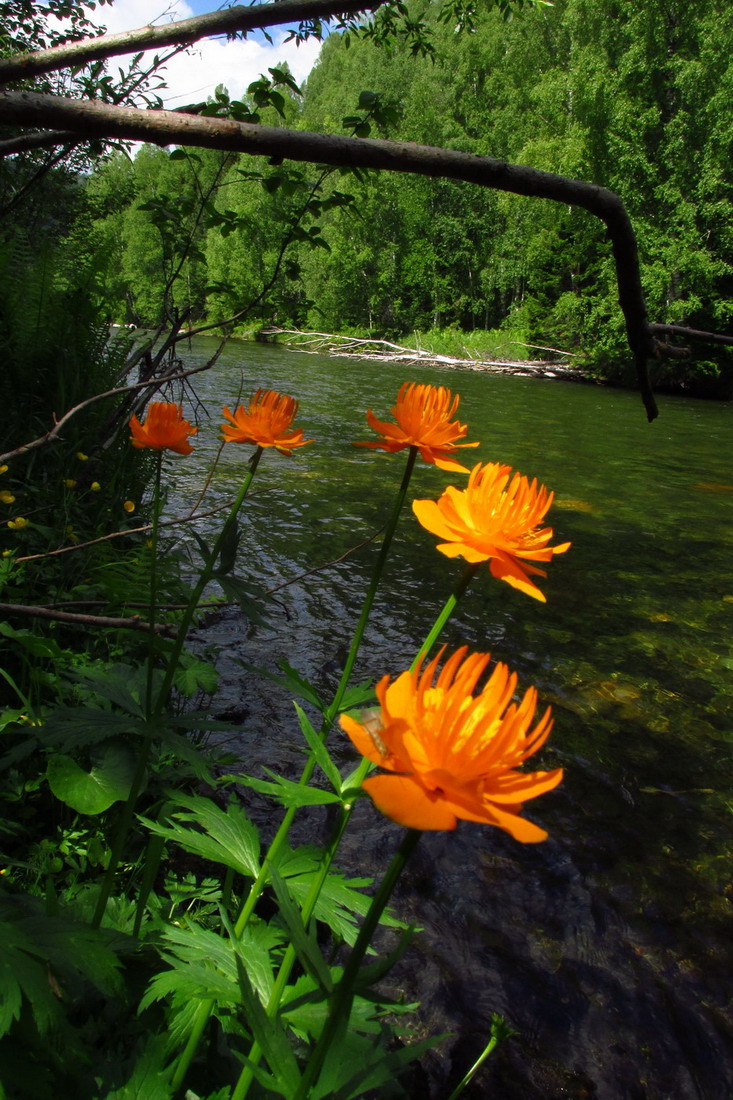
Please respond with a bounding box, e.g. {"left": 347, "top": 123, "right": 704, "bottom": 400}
{"left": 0, "top": 362, "right": 213, "bottom": 464}
{"left": 0, "top": 602, "right": 175, "bottom": 634}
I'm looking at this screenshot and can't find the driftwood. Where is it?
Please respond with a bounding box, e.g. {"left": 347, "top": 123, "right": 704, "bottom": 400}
{"left": 265, "top": 328, "right": 588, "bottom": 382}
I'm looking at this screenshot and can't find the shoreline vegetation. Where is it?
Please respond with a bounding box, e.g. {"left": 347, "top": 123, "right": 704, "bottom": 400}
{"left": 261, "top": 327, "right": 589, "bottom": 383}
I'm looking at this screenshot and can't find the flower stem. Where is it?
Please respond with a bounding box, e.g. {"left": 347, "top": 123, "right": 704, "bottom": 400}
{"left": 325, "top": 445, "right": 418, "bottom": 722}
{"left": 171, "top": 449, "right": 417, "bottom": 1093}
{"left": 411, "top": 560, "right": 482, "bottom": 672}
{"left": 92, "top": 454, "right": 162, "bottom": 930}
{"left": 230, "top": 757, "right": 372, "bottom": 1100}
{"left": 153, "top": 445, "right": 263, "bottom": 719}
{"left": 294, "top": 828, "right": 422, "bottom": 1100}
{"left": 94, "top": 449, "right": 262, "bottom": 931}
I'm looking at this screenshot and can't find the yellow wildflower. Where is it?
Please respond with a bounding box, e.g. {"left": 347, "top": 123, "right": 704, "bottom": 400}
{"left": 90, "top": 482, "right": 101, "bottom": 492}
{"left": 8, "top": 517, "right": 28, "bottom": 530}
{"left": 123, "top": 500, "right": 135, "bottom": 513}
{"left": 64, "top": 479, "right": 77, "bottom": 489}
{"left": 0, "top": 491, "right": 15, "bottom": 504}
{"left": 76, "top": 452, "right": 89, "bottom": 462}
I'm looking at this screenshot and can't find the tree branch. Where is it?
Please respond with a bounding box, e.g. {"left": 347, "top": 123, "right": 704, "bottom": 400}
{"left": 0, "top": 602, "right": 175, "bottom": 634}
{"left": 649, "top": 323, "right": 733, "bottom": 348}
{"left": 0, "top": 0, "right": 381, "bottom": 84}
{"left": 0, "top": 89, "right": 660, "bottom": 418}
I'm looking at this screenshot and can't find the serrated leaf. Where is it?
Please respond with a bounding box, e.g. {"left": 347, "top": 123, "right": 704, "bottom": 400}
{"left": 268, "top": 865, "right": 333, "bottom": 993}
{"left": 47, "top": 742, "right": 135, "bottom": 814}
{"left": 285, "top": 867, "right": 403, "bottom": 948}
{"left": 294, "top": 703, "right": 342, "bottom": 793}
{"left": 233, "top": 954, "right": 302, "bottom": 1094}
{"left": 242, "top": 659, "right": 325, "bottom": 712}
{"left": 141, "top": 920, "right": 282, "bottom": 1013}
{"left": 217, "top": 574, "right": 270, "bottom": 626}
{"left": 233, "top": 771, "right": 341, "bottom": 808}
{"left": 104, "top": 1035, "right": 172, "bottom": 1100}
{"left": 143, "top": 792, "right": 260, "bottom": 876}
{"left": 41, "top": 706, "right": 141, "bottom": 750}
{"left": 337, "top": 681, "right": 376, "bottom": 712}
{"left": 173, "top": 655, "right": 219, "bottom": 698}
{"left": 70, "top": 664, "right": 149, "bottom": 717}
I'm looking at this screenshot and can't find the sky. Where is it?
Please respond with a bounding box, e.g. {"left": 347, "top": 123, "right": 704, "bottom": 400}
{"left": 93, "top": 0, "right": 324, "bottom": 106}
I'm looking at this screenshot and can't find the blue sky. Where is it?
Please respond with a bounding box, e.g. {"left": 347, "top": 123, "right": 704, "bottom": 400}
{"left": 98, "top": 0, "right": 323, "bottom": 105}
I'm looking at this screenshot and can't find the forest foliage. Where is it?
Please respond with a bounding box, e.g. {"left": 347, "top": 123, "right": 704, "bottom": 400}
{"left": 80, "top": 0, "right": 733, "bottom": 391}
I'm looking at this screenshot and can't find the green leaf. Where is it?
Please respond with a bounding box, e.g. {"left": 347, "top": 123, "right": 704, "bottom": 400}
{"left": 104, "top": 1035, "right": 173, "bottom": 1100}
{"left": 337, "top": 681, "right": 376, "bottom": 712}
{"left": 239, "top": 659, "right": 325, "bottom": 712}
{"left": 213, "top": 518, "right": 241, "bottom": 577}
{"left": 285, "top": 866, "right": 403, "bottom": 948}
{"left": 140, "top": 793, "right": 261, "bottom": 878}
{"left": 358, "top": 90, "right": 378, "bottom": 108}
{"left": 268, "top": 864, "right": 333, "bottom": 993}
{"left": 41, "top": 706, "right": 141, "bottom": 750}
{"left": 173, "top": 654, "right": 219, "bottom": 698}
{"left": 46, "top": 742, "right": 135, "bottom": 814}
{"left": 232, "top": 953, "right": 302, "bottom": 1095}
{"left": 232, "top": 771, "right": 341, "bottom": 809}
{"left": 141, "top": 920, "right": 283, "bottom": 1012}
{"left": 293, "top": 703, "right": 342, "bottom": 793}
{"left": 217, "top": 574, "right": 270, "bottom": 626}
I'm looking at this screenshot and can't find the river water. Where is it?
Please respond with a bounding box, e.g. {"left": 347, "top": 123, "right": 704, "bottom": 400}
{"left": 164, "top": 337, "right": 732, "bottom": 1099}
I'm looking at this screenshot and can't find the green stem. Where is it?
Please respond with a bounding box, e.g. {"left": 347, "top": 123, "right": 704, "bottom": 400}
{"left": 153, "top": 446, "right": 263, "bottom": 720}
{"left": 94, "top": 448, "right": 262, "bottom": 931}
{"left": 445, "top": 1033, "right": 501, "bottom": 1100}
{"left": 231, "top": 757, "right": 372, "bottom": 1100}
{"left": 171, "top": 448, "right": 418, "bottom": 1094}
{"left": 325, "top": 445, "right": 418, "bottom": 722}
{"left": 410, "top": 561, "right": 482, "bottom": 672}
{"left": 294, "top": 829, "right": 422, "bottom": 1100}
{"left": 92, "top": 456, "right": 163, "bottom": 930}
{"left": 145, "top": 455, "right": 163, "bottom": 714}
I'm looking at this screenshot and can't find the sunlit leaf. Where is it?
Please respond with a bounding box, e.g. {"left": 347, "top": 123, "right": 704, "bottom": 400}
{"left": 46, "top": 742, "right": 135, "bottom": 814}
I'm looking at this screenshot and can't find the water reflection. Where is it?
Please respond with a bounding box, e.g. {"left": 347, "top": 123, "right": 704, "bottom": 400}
{"left": 166, "top": 339, "right": 732, "bottom": 1099}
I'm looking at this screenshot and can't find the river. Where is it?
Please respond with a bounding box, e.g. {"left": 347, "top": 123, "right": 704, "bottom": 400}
{"left": 163, "top": 337, "right": 732, "bottom": 1099}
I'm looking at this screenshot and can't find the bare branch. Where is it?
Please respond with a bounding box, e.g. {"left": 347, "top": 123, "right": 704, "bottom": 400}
{"left": 0, "top": 0, "right": 381, "bottom": 84}
{"left": 0, "top": 602, "right": 175, "bottom": 634}
{"left": 649, "top": 323, "right": 733, "bottom": 348}
{"left": 0, "top": 130, "right": 80, "bottom": 155}
{"left": 0, "top": 361, "right": 213, "bottom": 465}
{"left": 0, "top": 89, "right": 659, "bottom": 418}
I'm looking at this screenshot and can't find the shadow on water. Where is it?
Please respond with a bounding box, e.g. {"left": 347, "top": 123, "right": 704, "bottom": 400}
{"left": 169, "top": 339, "right": 732, "bottom": 1099}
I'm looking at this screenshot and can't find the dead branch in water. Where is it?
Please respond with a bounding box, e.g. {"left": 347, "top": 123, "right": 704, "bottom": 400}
{"left": 263, "top": 328, "right": 588, "bottom": 382}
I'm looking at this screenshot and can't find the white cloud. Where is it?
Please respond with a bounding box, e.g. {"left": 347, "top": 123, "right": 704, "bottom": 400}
{"left": 93, "top": 0, "right": 322, "bottom": 105}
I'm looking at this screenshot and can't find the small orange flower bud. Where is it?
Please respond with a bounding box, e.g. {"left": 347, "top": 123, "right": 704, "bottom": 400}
{"left": 123, "top": 500, "right": 135, "bottom": 513}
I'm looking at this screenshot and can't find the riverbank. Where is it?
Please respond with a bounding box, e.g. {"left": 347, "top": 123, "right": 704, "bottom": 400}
{"left": 261, "top": 327, "right": 591, "bottom": 384}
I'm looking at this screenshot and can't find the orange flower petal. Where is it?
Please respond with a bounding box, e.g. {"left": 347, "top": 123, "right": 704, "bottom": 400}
{"left": 221, "top": 390, "right": 311, "bottom": 454}
{"left": 414, "top": 461, "right": 569, "bottom": 601}
{"left": 363, "top": 774, "right": 459, "bottom": 831}
{"left": 344, "top": 647, "right": 562, "bottom": 841}
{"left": 129, "top": 403, "right": 197, "bottom": 455}
{"left": 355, "top": 382, "right": 477, "bottom": 469}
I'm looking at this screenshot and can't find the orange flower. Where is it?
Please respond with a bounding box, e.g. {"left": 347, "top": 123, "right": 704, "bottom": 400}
{"left": 356, "top": 382, "right": 478, "bottom": 472}
{"left": 221, "top": 389, "right": 311, "bottom": 455}
{"left": 129, "top": 402, "right": 197, "bottom": 455}
{"left": 341, "top": 646, "right": 562, "bottom": 841}
{"left": 413, "top": 461, "right": 570, "bottom": 602}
